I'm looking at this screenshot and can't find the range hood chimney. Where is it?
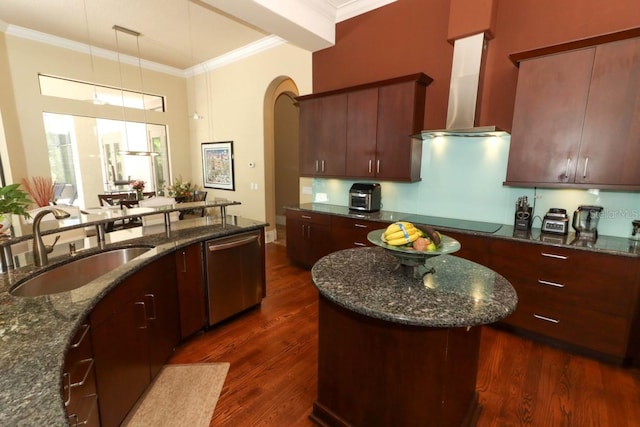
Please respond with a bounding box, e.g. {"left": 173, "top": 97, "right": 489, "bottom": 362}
{"left": 417, "top": 33, "right": 508, "bottom": 139}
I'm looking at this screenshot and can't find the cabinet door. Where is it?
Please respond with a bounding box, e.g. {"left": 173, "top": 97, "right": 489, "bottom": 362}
{"left": 146, "top": 259, "right": 180, "bottom": 378}
{"left": 286, "top": 210, "right": 332, "bottom": 268}
{"left": 299, "top": 94, "right": 347, "bottom": 176}
{"left": 375, "top": 80, "right": 425, "bottom": 181}
{"left": 175, "top": 243, "right": 207, "bottom": 339}
{"left": 345, "top": 88, "right": 378, "bottom": 178}
{"left": 505, "top": 48, "right": 595, "bottom": 184}
{"left": 577, "top": 37, "right": 640, "bottom": 185}
{"left": 92, "top": 296, "right": 150, "bottom": 427}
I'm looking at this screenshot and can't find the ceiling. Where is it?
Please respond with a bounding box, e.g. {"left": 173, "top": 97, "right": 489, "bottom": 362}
{"left": 0, "top": 0, "right": 394, "bottom": 74}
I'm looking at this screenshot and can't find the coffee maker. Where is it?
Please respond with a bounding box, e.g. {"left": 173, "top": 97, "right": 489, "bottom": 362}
{"left": 572, "top": 205, "right": 603, "bottom": 240}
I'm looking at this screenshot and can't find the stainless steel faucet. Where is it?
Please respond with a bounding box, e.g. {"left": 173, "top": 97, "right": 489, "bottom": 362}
{"left": 32, "top": 208, "right": 71, "bottom": 267}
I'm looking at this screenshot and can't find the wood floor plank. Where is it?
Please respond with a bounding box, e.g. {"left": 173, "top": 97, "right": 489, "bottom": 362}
{"left": 168, "top": 243, "right": 640, "bottom": 427}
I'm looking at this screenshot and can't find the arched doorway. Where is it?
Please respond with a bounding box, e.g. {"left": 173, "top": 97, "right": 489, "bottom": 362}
{"left": 263, "top": 77, "right": 300, "bottom": 244}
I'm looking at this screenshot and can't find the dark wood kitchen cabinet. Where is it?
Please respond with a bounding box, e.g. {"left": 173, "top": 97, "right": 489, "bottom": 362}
{"left": 492, "top": 238, "right": 640, "bottom": 364}
{"left": 297, "top": 73, "right": 431, "bottom": 182}
{"left": 62, "top": 323, "right": 99, "bottom": 427}
{"left": 298, "top": 93, "right": 347, "bottom": 177}
{"left": 331, "top": 215, "right": 386, "bottom": 252}
{"left": 286, "top": 209, "right": 332, "bottom": 268}
{"left": 505, "top": 31, "right": 640, "bottom": 190}
{"left": 90, "top": 255, "right": 180, "bottom": 427}
{"left": 175, "top": 242, "right": 207, "bottom": 339}
{"left": 345, "top": 74, "right": 430, "bottom": 182}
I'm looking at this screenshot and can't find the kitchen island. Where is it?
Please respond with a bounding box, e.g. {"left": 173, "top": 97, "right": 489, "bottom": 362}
{"left": 310, "top": 247, "right": 517, "bottom": 427}
{"left": 0, "top": 211, "right": 266, "bottom": 426}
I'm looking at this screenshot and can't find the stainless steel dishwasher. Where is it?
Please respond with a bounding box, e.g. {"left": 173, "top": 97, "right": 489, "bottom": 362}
{"left": 205, "top": 229, "right": 266, "bottom": 326}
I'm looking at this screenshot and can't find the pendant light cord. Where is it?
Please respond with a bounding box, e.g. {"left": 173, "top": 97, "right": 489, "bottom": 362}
{"left": 114, "top": 27, "right": 130, "bottom": 151}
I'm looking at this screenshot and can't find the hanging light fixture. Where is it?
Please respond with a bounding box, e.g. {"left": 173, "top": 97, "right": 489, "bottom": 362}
{"left": 187, "top": 0, "right": 204, "bottom": 120}
{"left": 113, "top": 24, "right": 158, "bottom": 157}
{"left": 83, "top": 0, "right": 105, "bottom": 105}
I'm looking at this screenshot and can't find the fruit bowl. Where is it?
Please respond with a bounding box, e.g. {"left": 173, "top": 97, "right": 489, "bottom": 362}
{"left": 367, "top": 229, "right": 461, "bottom": 276}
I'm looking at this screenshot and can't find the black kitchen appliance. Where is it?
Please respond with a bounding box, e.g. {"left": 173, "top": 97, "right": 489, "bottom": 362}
{"left": 541, "top": 208, "right": 569, "bottom": 235}
{"left": 572, "top": 205, "right": 603, "bottom": 240}
{"left": 349, "top": 183, "right": 381, "bottom": 212}
{"left": 514, "top": 196, "right": 532, "bottom": 231}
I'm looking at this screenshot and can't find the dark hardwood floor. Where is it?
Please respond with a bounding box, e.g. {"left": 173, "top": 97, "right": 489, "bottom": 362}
{"left": 169, "top": 243, "right": 640, "bottom": 427}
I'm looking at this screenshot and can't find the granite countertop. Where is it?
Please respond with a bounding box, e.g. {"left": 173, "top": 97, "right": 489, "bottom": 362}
{"left": 289, "top": 203, "right": 640, "bottom": 258}
{"left": 312, "top": 247, "right": 517, "bottom": 328}
{"left": 0, "top": 215, "right": 266, "bottom": 426}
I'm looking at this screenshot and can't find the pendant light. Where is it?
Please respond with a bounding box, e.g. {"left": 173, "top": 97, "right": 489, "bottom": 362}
{"left": 113, "top": 25, "right": 158, "bottom": 157}
{"left": 83, "top": 0, "right": 105, "bottom": 105}
{"left": 187, "top": 0, "right": 204, "bottom": 120}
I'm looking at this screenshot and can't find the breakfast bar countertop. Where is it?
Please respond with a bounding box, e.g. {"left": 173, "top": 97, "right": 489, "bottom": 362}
{"left": 312, "top": 247, "right": 517, "bottom": 328}
{"left": 0, "top": 216, "right": 266, "bottom": 426}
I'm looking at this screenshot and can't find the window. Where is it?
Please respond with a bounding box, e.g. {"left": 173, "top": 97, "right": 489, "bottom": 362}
{"left": 43, "top": 113, "right": 170, "bottom": 208}
{"left": 39, "top": 74, "right": 165, "bottom": 112}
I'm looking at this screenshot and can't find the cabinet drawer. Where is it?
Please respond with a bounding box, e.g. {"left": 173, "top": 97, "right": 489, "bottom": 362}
{"left": 63, "top": 323, "right": 99, "bottom": 427}
{"left": 286, "top": 210, "right": 332, "bottom": 225}
{"left": 503, "top": 288, "right": 630, "bottom": 357}
{"left": 491, "top": 240, "right": 638, "bottom": 316}
{"left": 331, "top": 217, "right": 386, "bottom": 251}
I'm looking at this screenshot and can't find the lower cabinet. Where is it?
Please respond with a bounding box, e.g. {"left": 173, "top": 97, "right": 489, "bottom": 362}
{"left": 175, "top": 243, "right": 207, "bottom": 339}
{"left": 62, "top": 323, "right": 100, "bottom": 427}
{"left": 89, "top": 254, "right": 180, "bottom": 427}
{"left": 491, "top": 239, "right": 640, "bottom": 363}
{"left": 286, "top": 210, "right": 332, "bottom": 268}
{"left": 330, "top": 216, "right": 381, "bottom": 252}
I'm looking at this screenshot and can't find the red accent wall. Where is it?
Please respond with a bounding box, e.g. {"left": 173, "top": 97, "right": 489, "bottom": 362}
{"left": 312, "top": 0, "right": 640, "bottom": 132}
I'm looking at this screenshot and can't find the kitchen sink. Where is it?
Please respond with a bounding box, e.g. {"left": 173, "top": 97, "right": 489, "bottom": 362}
{"left": 10, "top": 246, "right": 153, "bottom": 297}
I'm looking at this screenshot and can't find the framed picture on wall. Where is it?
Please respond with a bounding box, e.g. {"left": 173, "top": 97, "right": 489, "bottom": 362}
{"left": 201, "top": 141, "right": 235, "bottom": 191}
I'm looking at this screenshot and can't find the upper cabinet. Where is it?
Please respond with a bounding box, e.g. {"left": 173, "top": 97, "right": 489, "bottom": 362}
{"left": 297, "top": 73, "right": 432, "bottom": 182}
{"left": 505, "top": 29, "right": 640, "bottom": 190}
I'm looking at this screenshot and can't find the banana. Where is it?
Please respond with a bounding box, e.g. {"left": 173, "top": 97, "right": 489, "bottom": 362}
{"left": 386, "top": 230, "right": 420, "bottom": 246}
{"left": 382, "top": 222, "right": 421, "bottom": 245}
{"left": 383, "top": 221, "right": 415, "bottom": 237}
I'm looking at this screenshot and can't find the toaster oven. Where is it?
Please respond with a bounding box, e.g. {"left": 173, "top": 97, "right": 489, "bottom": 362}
{"left": 349, "top": 183, "right": 381, "bottom": 212}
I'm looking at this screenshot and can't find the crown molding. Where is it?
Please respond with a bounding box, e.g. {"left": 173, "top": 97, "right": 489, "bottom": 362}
{"left": 336, "top": 0, "right": 396, "bottom": 22}
{"left": 185, "top": 35, "right": 286, "bottom": 76}
{"left": 2, "top": 23, "right": 287, "bottom": 78}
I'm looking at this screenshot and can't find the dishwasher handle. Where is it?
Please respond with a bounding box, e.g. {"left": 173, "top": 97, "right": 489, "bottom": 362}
{"left": 207, "top": 233, "right": 260, "bottom": 252}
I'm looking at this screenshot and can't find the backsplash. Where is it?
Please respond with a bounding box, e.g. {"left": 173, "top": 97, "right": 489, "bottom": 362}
{"left": 312, "top": 135, "right": 640, "bottom": 238}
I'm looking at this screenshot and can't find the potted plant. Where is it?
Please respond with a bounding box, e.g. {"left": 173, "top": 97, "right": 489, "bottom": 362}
{"left": 0, "top": 183, "right": 33, "bottom": 235}
{"left": 165, "top": 177, "right": 198, "bottom": 202}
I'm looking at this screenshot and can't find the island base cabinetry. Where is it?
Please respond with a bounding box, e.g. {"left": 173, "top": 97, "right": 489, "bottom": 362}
{"left": 90, "top": 254, "right": 180, "bottom": 427}
{"left": 311, "top": 295, "right": 481, "bottom": 427}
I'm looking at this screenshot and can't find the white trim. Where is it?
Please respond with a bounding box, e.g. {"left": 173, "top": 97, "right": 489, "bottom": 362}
{"left": 335, "top": 0, "right": 396, "bottom": 22}
{"left": 186, "top": 35, "right": 286, "bottom": 76}
{"left": 3, "top": 23, "right": 286, "bottom": 78}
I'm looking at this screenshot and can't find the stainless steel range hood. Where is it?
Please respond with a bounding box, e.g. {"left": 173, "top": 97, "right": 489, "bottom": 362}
{"left": 416, "top": 33, "right": 508, "bottom": 139}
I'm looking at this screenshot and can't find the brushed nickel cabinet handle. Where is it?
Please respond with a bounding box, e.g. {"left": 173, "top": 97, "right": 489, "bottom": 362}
{"left": 583, "top": 157, "right": 589, "bottom": 178}
{"left": 321, "top": 160, "right": 325, "bottom": 172}
{"left": 541, "top": 252, "right": 568, "bottom": 260}
{"left": 145, "top": 294, "right": 157, "bottom": 320}
{"left": 354, "top": 242, "right": 367, "bottom": 247}
{"left": 376, "top": 160, "right": 380, "bottom": 174}
{"left": 301, "top": 215, "right": 312, "bottom": 219}
{"left": 354, "top": 224, "right": 368, "bottom": 228}
{"left": 534, "top": 314, "right": 559, "bottom": 324}
{"left": 70, "top": 323, "right": 90, "bottom": 348}
{"left": 368, "top": 159, "right": 372, "bottom": 173}
{"left": 135, "top": 302, "right": 147, "bottom": 329}
{"left": 538, "top": 279, "right": 565, "bottom": 288}
{"left": 315, "top": 160, "right": 319, "bottom": 172}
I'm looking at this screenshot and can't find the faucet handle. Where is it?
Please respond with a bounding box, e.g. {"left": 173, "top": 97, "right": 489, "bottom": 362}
{"left": 46, "top": 235, "right": 61, "bottom": 254}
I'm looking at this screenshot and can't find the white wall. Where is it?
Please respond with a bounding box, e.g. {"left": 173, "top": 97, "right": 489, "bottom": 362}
{"left": 188, "top": 43, "right": 312, "bottom": 222}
